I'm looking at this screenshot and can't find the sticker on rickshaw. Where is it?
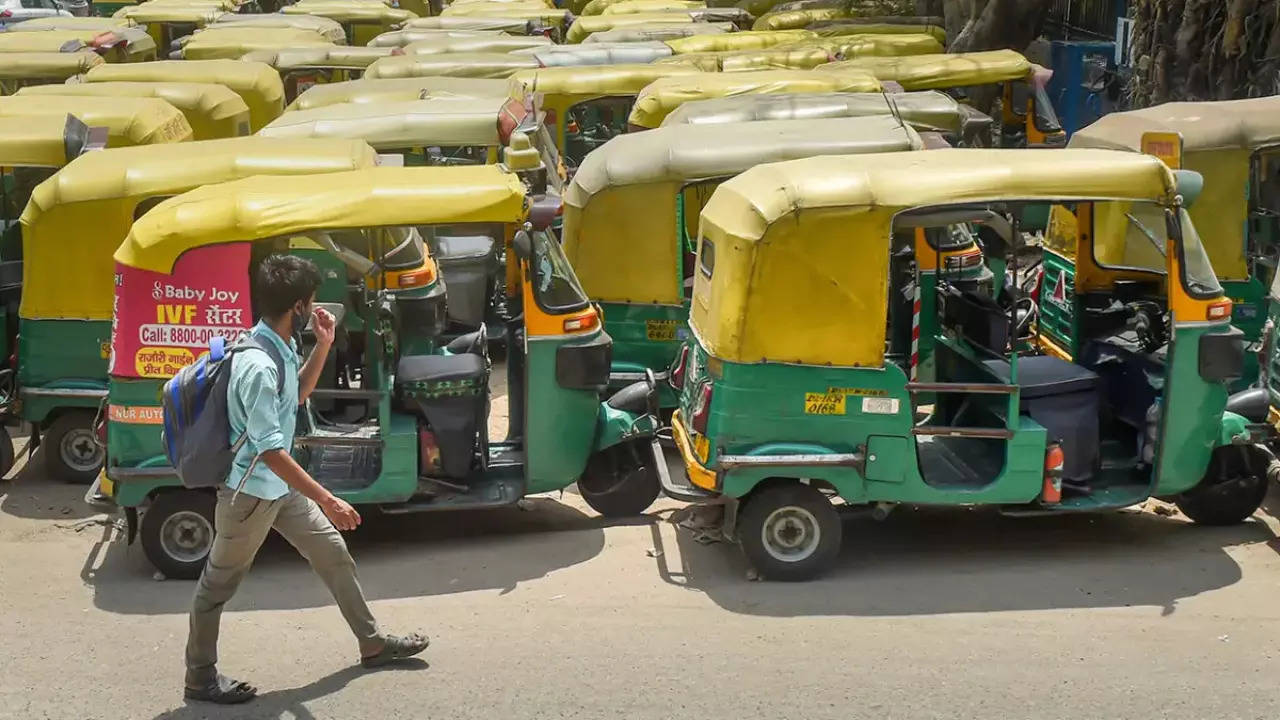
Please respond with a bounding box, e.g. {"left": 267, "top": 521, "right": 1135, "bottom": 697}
{"left": 804, "top": 392, "right": 846, "bottom": 415}
{"left": 645, "top": 319, "right": 677, "bottom": 341}
{"left": 108, "top": 404, "right": 164, "bottom": 425}
{"left": 99, "top": 341, "right": 110, "bottom": 360}
{"left": 1141, "top": 131, "right": 1183, "bottom": 170}
{"left": 110, "top": 243, "right": 253, "bottom": 380}
{"left": 826, "top": 387, "right": 888, "bottom": 397}
{"left": 861, "top": 397, "right": 900, "bottom": 415}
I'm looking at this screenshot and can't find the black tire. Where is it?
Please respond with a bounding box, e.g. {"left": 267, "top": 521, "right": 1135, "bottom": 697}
{"left": 1175, "top": 446, "right": 1269, "bottom": 526}
{"left": 738, "top": 482, "right": 841, "bottom": 581}
{"left": 44, "top": 411, "right": 104, "bottom": 484}
{"left": 578, "top": 440, "right": 660, "bottom": 518}
{"left": 0, "top": 424, "right": 15, "bottom": 480}
{"left": 141, "top": 491, "right": 215, "bottom": 580}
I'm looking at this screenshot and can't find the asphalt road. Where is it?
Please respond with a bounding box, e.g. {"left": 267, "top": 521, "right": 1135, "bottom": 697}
{"left": 3, "top": 371, "right": 1280, "bottom": 719}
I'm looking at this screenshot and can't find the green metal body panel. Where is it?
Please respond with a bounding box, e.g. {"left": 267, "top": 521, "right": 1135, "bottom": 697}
{"left": 1223, "top": 277, "right": 1265, "bottom": 389}
{"left": 16, "top": 319, "right": 111, "bottom": 422}
{"left": 601, "top": 301, "right": 684, "bottom": 378}
{"left": 1151, "top": 322, "right": 1232, "bottom": 495}
{"left": 523, "top": 328, "right": 606, "bottom": 494}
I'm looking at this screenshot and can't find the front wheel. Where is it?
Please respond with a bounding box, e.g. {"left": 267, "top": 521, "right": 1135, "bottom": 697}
{"left": 738, "top": 483, "right": 841, "bottom": 581}
{"left": 1175, "top": 446, "right": 1269, "bottom": 526}
{"left": 578, "top": 440, "right": 660, "bottom": 518}
{"left": 141, "top": 491, "right": 215, "bottom": 580}
{"left": 44, "top": 411, "right": 104, "bottom": 484}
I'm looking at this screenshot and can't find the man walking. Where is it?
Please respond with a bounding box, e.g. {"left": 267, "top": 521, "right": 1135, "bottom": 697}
{"left": 184, "top": 255, "right": 428, "bottom": 705}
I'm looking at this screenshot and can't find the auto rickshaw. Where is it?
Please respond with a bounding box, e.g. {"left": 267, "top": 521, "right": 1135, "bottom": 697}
{"left": 522, "top": 42, "right": 675, "bottom": 67}
{"left": 565, "top": 13, "right": 740, "bottom": 43}
{"left": 597, "top": 0, "right": 705, "bottom": 14}
{"left": 777, "top": 32, "right": 945, "bottom": 58}
{"left": 663, "top": 28, "right": 813, "bottom": 53}
{"left": 655, "top": 46, "right": 834, "bottom": 71}
{"left": 241, "top": 47, "right": 398, "bottom": 102}
{"left": 0, "top": 94, "right": 192, "bottom": 145}
{"left": 8, "top": 16, "right": 134, "bottom": 32}
{"left": 281, "top": 1, "right": 418, "bottom": 45}
{"left": 367, "top": 29, "right": 508, "bottom": 47}
{"left": 398, "top": 16, "right": 539, "bottom": 34}
{"left": 0, "top": 52, "right": 104, "bottom": 94}
{"left": 563, "top": 115, "right": 931, "bottom": 402}
{"left": 364, "top": 52, "right": 541, "bottom": 79}
{"left": 203, "top": 13, "right": 348, "bottom": 43}
{"left": 661, "top": 147, "right": 1264, "bottom": 581}
{"left": 750, "top": 7, "right": 844, "bottom": 31}
{"left": 287, "top": 75, "right": 509, "bottom": 111}
{"left": 110, "top": 3, "right": 220, "bottom": 49}
{"left": 94, "top": 163, "right": 663, "bottom": 578}
{"left": 12, "top": 137, "right": 377, "bottom": 483}
{"left": 506, "top": 64, "right": 703, "bottom": 168}
{"left": 581, "top": 21, "right": 732, "bottom": 44}
{"left": 811, "top": 18, "right": 947, "bottom": 44}
{"left": 18, "top": 81, "right": 251, "bottom": 140}
{"left": 658, "top": 90, "right": 994, "bottom": 147}
{"left": 0, "top": 28, "right": 156, "bottom": 63}
{"left": 819, "top": 49, "right": 1066, "bottom": 148}
{"left": 626, "top": 68, "right": 882, "bottom": 129}
{"left": 432, "top": 7, "right": 572, "bottom": 41}
{"left": 1067, "top": 98, "right": 1280, "bottom": 388}
{"left": 176, "top": 27, "right": 336, "bottom": 60}
{"left": 83, "top": 60, "right": 286, "bottom": 131}
{"left": 397, "top": 33, "right": 553, "bottom": 54}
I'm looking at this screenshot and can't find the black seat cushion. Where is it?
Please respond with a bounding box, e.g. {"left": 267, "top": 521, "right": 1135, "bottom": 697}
{"left": 397, "top": 353, "right": 486, "bottom": 385}
{"left": 982, "top": 355, "right": 1099, "bottom": 399}
{"left": 445, "top": 328, "right": 486, "bottom": 355}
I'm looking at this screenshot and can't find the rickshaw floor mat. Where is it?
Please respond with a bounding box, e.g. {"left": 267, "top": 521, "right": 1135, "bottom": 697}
{"left": 305, "top": 445, "right": 382, "bottom": 491}
{"left": 916, "top": 435, "right": 1006, "bottom": 488}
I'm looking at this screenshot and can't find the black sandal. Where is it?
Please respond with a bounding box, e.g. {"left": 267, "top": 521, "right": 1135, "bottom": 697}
{"left": 361, "top": 633, "right": 430, "bottom": 668}
{"left": 184, "top": 674, "right": 258, "bottom": 704}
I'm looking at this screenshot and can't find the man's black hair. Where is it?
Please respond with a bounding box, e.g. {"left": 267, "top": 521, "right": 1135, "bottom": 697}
{"left": 255, "top": 254, "right": 323, "bottom": 319}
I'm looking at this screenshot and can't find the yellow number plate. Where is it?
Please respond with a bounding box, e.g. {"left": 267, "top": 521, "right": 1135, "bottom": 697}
{"left": 99, "top": 341, "right": 110, "bottom": 360}
{"left": 804, "top": 392, "right": 846, "bottom": 415}
{"left": 645, "top": 319, "right": 677, "bottom": 342}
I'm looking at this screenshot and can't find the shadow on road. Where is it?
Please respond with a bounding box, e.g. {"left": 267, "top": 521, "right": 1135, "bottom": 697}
{"left": 152, "top": 659, "right": 429, "bottom": 720}
{"left": 0, "top": 442, "right": 100, "bottom": 522}
{"left": 650, "top": 503, "right": 1276, "bottom": 617}
{"left": 86, "top": 496, "right": 608, "bottom": 616}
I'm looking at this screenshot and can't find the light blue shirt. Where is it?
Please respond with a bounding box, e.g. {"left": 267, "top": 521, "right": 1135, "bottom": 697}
{"left": 225, "top": 320, "right": 300, "bottom": 500}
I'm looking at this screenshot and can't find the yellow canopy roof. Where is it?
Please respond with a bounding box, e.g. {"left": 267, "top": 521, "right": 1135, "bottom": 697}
{"left": 581, "top": 21, "right": 730, "bottom": 43}
{"left": 443, "top": 0, "right": 556, "bottom": 15}
{"left": 801, "top": 33, "right": 944, "bottom": 58}
{"left": 451, "top": 0, "right": 552, "bottom": 6}
{"left": 0, "top": 115, "right": 84, "bottom": 167}
{"left": 287, "top": 75, "right": 509, "bottom": 110}
{"left": 282, "top": 3, "right": 418, "bottom": 25}
{"left": 565, "top": 12, "right": 695, "bottom": 43}
{"left": 438, "top": 5, "right": 571, "bottom": 25}
{"left": 18, "top": 81, "right": 250, "bottom": 140}
{"left": 752, "top": 7, "right": 846, "bottom": 31}
{"left": 0, "top": 95, "right": 192, "bottom": 146}
{"left": 664, "top": 29, "right": 815, "bottom": 54}
{"left": 240, "top": 45, "right": 396, "bottom": 70}
{"left": 628, "top": 68, "right": 882, "bottom": 128}
{"left": 563, "top": 115, "right": 921, "bottom": 305}
{"left": 660, "top": 89, "right": 967, "bottom": 136}
{"left": 259, "top": 96, "right": 507, "bottom": 148}
{"left": 525, "top": 41, "right": 674, "bottom": 67}
{"left": 118, "top": 165, "right": 528, "bottom": 273}
{"left": 1071, "top": 97, "right": 1280, "bottom": 153}
{"left": 0, "top": 51, "right": 104, "bottom": 81}
{"left": 600, "top": 0, "right": 705, "bottom": 15}
{"left": 113, "top": 3, "right": 222, "bottom": 23}
{"left": 811, "top": 21, "right": 947, "bottom": 44}
{"left": 7, "top": 16, "right": 134, "bottom": 31}
{"left": 368, "top": 29, "right": 504, "bottom": 47}
{"left": 400, "top": 16, "right": 535, "bottom": 33}
{"left": 818, "top": 49, "right": 1033, "bottom": 89}
{"left": 179, "top": 27, "right": 336, "bottom": 60}
{"left": 84, "top": 60, "right": 285, "bottom": 131}
{"left": 205, "top": 13, "right": 347, "bottom": 42}
{"left": 20, "top": 137, "right": 377, "bottom": 321}
{"left": 693, "top": 149, "right": 1176, "bottom": 366}
{"left": 656, "top": 46, "right": 833, "bottom": 72}
{"left": 0, "top": 31, "right": 97, "bottom": 53}
{"left": 399, "top": 34, "right": 552, "bottom": 54}
{"left": 508, "top": 63, "right": 703, "bottom": 103}
{"left": 365, "top": 52, "right": 540, "bottom": 79}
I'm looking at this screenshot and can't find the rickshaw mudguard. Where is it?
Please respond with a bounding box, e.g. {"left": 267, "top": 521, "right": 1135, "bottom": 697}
{"left": 1152, "top": 323, "right": 1234, "bottom": 496}
{"left": 593, "top": 401, "right": 657, "bottom": 453}
{"left": 715, "top": 442, "right": 867, "bottom": 501}
{"left": 1216, "top": 410, "right": 1251, "bottom": 448}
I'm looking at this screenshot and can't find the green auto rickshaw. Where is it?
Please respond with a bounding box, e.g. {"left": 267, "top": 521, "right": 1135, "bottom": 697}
{"left": 286, "top": 75, "right": 510, "bottom": 111}
{"left": 579, "top": 21, "right": 732, "bottom": 44}
{"left": 281, "top": 0, "right": 418, "bottom": 45}
{"left": 202, "top": 12, "right": 348, "bottom": 41}
{"left": 175, "top": 26, "right": 336, "bottom": 60}
{"left": 82, "top": 59, "right": 286, "bottom": 131}
{"left": 626, "top": 68, "right": 882, "bottom": 130}
{"left": 363, "top": 52, "right": 542, "bottom": 80}
{"left": 11, "top": 137, "right": 377, "bottom": 482}
{"left": 17, "top": 81, "right": 251, "bottom": 140}
{"left": 0, "top": 94, "right": 193, "bottom": 146}
{"left": 519, "top": 42, "right": 675, "bottom": 68}
{"left": 0, "top": 28, "right": 157, "bottom": 63}
{"left": 663, "top": 148, "right": 1263, "bottom": 580}
{"left": 654, "top": 46, "right": 836, "bottom": 72}
{"left": 240, "top": 47, "right": 398, "bottom": 102}
{"left": 398, "top": 33, "right": 553, "bottom": 54}
{"left": 0, "top": 52, "right": 105, "bottom": 95}
{"left": 109, "top": 3, "right": 221, "bottom": 50}
{"left": 506, "top": 63, "right": 703, "bottom": 169}
{"left": 94, "top": 164, "right": 662, "bottom": 579}
{"left": 1069, "top": 98, "right": 1280, "bottom": 388}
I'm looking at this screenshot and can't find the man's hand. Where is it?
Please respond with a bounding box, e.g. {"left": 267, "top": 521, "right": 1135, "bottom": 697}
{"left": 311, "top": 307, "right": 336, "bottom": 348}
{"left": 321, "top": 495, "right": 362, "bottom": 531}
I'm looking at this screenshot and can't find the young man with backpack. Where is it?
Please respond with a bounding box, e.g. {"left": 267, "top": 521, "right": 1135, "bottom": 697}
{"left": 182, "top": 255, "right": 428, "bottom": 705}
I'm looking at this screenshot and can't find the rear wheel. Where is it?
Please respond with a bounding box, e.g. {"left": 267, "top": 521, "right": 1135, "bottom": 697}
{"left": 44, "top": 411, "right": 103, "bottom": 484}
{"left": 141, "top": 491, "right": 215, "bottom": 580}
{"left": 578, "top": 440, "right": 660, "bottom": 518}
{"left": 1175, "top": 446, "right": 1269, "bottom": 526}
{"left": 738, "top": 483, "right": 841, "bottom": 581}
{"left": 0, "top": 424, "right": 14, "bottom": 479}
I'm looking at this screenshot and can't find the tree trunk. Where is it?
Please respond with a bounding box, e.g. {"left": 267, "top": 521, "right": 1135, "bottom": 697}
{"left": 944, "top": 0, "right": 1055, "bottom": 54}
{"left": 1130, "top": 0, "right": 1280, "bottom": 105}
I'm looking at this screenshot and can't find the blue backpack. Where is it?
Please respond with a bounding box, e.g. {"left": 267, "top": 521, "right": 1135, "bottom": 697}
{"left": 161, "top": 335, "right": 285, "bottom": 490}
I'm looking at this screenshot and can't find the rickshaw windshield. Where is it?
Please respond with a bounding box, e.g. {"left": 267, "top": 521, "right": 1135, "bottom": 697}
{"left": 1178, "top": 208, "right": 1223, "bottom": 298}
{"left": 532, "top": 228, "right": 589, "bottom": 312}
{"left": 1093, "top": 202, "right": 1222, "bottom": 297}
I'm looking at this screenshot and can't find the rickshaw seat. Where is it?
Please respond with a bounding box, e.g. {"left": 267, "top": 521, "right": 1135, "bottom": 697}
{"left": 446, "top": 328, "right": 486, "bottom": 355}
{"left": 397, "top": 352, "right": 486, "bottom": 384}
{"left": 396, "top": 352, "right": 489, "bottom": 479}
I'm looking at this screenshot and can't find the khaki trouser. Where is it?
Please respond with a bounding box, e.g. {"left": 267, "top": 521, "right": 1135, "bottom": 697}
{"left": 185, "top": 488, "right": 382, "bottom": 687}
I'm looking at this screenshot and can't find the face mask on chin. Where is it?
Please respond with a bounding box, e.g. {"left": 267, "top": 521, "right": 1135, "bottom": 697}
{"left": 291, "top": 304, "right": 310, "bottom": 338}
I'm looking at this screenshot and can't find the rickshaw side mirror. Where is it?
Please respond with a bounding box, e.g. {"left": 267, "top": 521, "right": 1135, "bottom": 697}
{"left": 1173, "top": 169, "right": 1204, "bottom": 209}
{"left": 513, "top": 229, "right": 533, "bottom": 262}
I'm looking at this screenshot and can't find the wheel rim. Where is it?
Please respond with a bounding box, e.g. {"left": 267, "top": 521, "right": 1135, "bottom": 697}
{"left": 59, "top": 427, "right": 103, "bottom": 473}
{"left": 159, "top": 510, "right": 213, "bottom": 564}
{"left": 760, "top": 505, "right": 821, "bottom": 563}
